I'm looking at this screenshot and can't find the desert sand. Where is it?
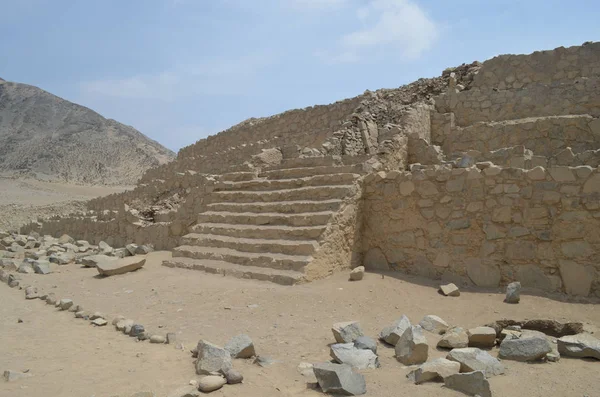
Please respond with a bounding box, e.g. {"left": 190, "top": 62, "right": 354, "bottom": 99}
{"left": 1, "top": 251, "right": 599, "bottom": 397}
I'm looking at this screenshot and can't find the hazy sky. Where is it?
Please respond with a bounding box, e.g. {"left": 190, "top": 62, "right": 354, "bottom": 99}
{"left": 2, "top": 0, "right": 598, "bottom": 151}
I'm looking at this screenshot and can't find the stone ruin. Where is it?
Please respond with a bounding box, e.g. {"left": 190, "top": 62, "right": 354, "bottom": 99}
{"left": 21, "top": 42, "right": 600, "bottom": 296}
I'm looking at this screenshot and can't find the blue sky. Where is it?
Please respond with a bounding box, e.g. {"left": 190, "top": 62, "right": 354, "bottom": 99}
{"left": 2, "top": 0, "right": 598, "bottom": 151}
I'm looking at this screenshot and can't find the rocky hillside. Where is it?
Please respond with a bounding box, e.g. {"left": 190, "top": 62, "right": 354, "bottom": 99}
{"left": 0, "top": 79, "right": 175, "bottom": 185}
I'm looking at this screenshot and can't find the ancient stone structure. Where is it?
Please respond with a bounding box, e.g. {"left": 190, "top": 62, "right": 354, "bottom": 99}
{"left": 21, "top": 42, "right": 600, "bottom": 296}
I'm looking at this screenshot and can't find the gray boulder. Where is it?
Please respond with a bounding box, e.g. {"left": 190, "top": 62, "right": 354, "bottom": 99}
{"left": 58, "top": 299, "right": 74, "bottom": 311}
{"left": 349, "top": 266, "right": 364, "bottom": 281}
{"left": 379, "top": 315, "right": 411, "bottom": 345}
{"left": 17, "top": 263, "right": 34, "bottom": 274}
{"left": 313, "top": 362, "right": 366, "bottom": 396}
{"left": 407, "top": 358, "right": 460, "bottom": 384}
{"left": 438, "top": 326, "right": 469, "bottom": 349}
{"left": 505, "top": 281, "right": 521, "bottom": 304}
{"left": 130, "top": 324, "right": 145, "bottom": 337}
{"left": 224, "top": 368, "right": 244, "bottom": 384}
{"left": 195, "top": 340, "right": 233, "bottom": 375}
{"left": 330, "top": 343, "right": 380, "bottom": 369}
{"left": 354, "top": 336, "right": 377, "bottom": 354}
{"left": 419, "top": 315, "right": 449, "bottom": 334}
{"left": 444, "top": 371, "right": 491, "bottom": 397}
{"left": 395, "top": 325, "right": 428, "bottom": 365}
{"left": 126, "top": 244, "right": 138, "bottom": 256}
{"left": 332, "top": 321, "right": 364, "bottom": 343}
{"left": 558, "top": 333, "right": 600, "bottom": 360}
{"left": 98, "top": 241, "right": 113, "bottom": 255}
{"left": 135, "top": 245, "right": 154, "bottom": 255}
{"left": 32, "top": 260, "right": 51, "bottom": 274}
{"left": 499, "top": 335, "right": 551, "bottom": 361}
{"left": 446, "top": 347, "right": 505, "bottom": 377}
{"left": 224, "top": 334, "right": 256, "bottom": 358}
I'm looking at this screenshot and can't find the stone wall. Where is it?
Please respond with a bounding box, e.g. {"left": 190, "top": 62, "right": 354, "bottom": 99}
{"left": 361, "top": 164, "right": 600, "bottom": 297}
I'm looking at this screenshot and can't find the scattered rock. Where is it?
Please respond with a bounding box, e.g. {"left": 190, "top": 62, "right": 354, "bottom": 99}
{"left": 68, "top": 304, "right": 82, "bottom": 313}
{"left": 3, "top": 370, "right": 33, "bottom": 382}
{"left": 444, "top": 370, "right": 491, "bottom": 397}
{"left": 419, "top": 315, "right": 449, "bottom": 334}
{"left": 92, "top": 318, "right": 108, "bottom": 326}
{"left": 407, "top": 358, "right": 461, "bottom": 384}
{"left": 90, "top": 312, "right": 105, "bottom": 321}
{"left": 349, "top": 266, "right": 365, "bottom": 281}
{"left": 467, "top": 327, "right": 496, "bottom": 348}
{"left": 439, "top": 283, "right": 460, "bottom": 297}
{"left": 112, "top": 315, "right": 126, "bottom": 326}
{"left": 332, "top": 321, "right": 364, "bottom": 343}
{"left": 446, "top": 348, "right": 505, "bottom": 377}
{"left": 8, "top": 274, "right": 20, "bottom": 288}
{"left": 17, "top": 263, "right": 34, "bottom": 274}
{"left": 80, "top": 254, "right": 116, "bottom": 268}
{"left": 354, "top": 336, "right": 377, "bottom": 354}
{"left": 198, "top": 375, "right": 226, "bottom": 393}
{"left": 330, "top": 343, "right": 380, "bottom": 369}
{"left": 224, "top": 369, "right": 243, "bottom": 384}
{"left": 58, "top": 234, "right": 74, "bottom": 244}
{"left": 505, "top": 281, "right": 521, "bottom": 304}
{"left": 25, "top": 286, "right": 38, "bottom": 299}
{"left": 58, "top": 299, "right": 73, "bottom": 311}
{"left": 135, "top": 245, "right": 154, "bottom": 255}
{"left": 379, "top": 315, "right": 411, "bottom": 345}
{"left": 499, "top": 333, "right": 552, "bottom": 361}
{"left": 75, "top": 311, "right": 90, "bottom": 319}
{"left": 45, "top": 293, "right": 57, "bottom": 305}
{"left": 486, "top": 319, "right": 583, "bottom": 338}
{"left": 97, "top": 256, "right": 146, "bottom": 276}
{"left": 438, "top": 326, "right": 469, "bottom": 349}
{"left": 297, "top": 362, "right": 314, "bottom": 378}
{"left": 313, "top": 362, "right": 366, "bottom": 396}
{"left": 395, "top": 325, "right": 428, "bottom": 365}
{"left": 150, "top": 335, "right": 166, "bottom": 344}
{"left": 557, "top": 333, "right": 600, "bottom": 360}
{"left": 195, "top": 340, "right": 233, "bottom": 375}
{"left": 49, "top": 253, "right": 74, "bottom": 265}
{"left": 224, "top": 334, "right": 256, "bottom": 358}
{"left": 32, "top": 260, "right": 51, "bottom": 274}
{"left": 98, "top": 241, "right": 114, "bottom": 255}
{"left": 254, "top": 356, "right": 277, "bottom": 367}
{"left": 166, "top": 332, "right": 177, "bottom": 345}
{"left": 130, "top": 324, "right": 145, "bottom": 337}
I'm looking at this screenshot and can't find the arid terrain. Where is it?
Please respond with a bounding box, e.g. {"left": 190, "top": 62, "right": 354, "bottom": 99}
{"left": 0, "top": 176, "right": 130, "bottom": 231}
{"left": 1, "top": 251, "right": 598, "bottom": 397}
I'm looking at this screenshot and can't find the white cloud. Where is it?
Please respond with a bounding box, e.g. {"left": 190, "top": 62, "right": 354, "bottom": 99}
{"left": 318, "top": 0, "right": 438, "bottom": 63}
{"left": 80, "top": 53, "right": 274, "bottom": 101}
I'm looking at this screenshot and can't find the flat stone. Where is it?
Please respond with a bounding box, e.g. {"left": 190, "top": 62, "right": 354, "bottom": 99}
{"left": 505, "top": 281, "right": 521, "bottom": 303}
{"left": 224, "top": 368, "right": 243, "bottom": 384}
{"left": 195, "top": 340, "right": 233, "bottom": 375}
{"left": 97, "top": 257, "right": 146, "bottom": 276}
{"left": 92, "top": 318, "right": 108, "bottom": 326}
{"left": 438, "top": 326, "right": 469, "bottom": 349}
{"left": 467, "top": 326, "right": 496, "bottom": 348}
{"left": 58, "top": 299, "right": 73, "bottom": 311}
{"left": 395, "top": 325, "right": 428, "bottom": 365}
{"left": 3, "top": 370, "right": 33, "bottom": 382}
{"left": 349, "top": 266, "right": 364, "bottom": 281}
{"left": 332, "top": 321, "right": 364, "bottom": 343}
{"left": 407, "top": 358, "right": 460, "bottom": 384}
{"left": 557, "top": 333, "right": 600, "bottom": 360}
{"left": 499, "top": 335, "right": 551, "bottom": 361}
{"left": 439, "top": 283, "right": 460, "bottom": 297}
{"left": 444, "top": 371, "right": 491, "bottom": 397}
{"left": 197, "top": 375, "right": 226, "bottom": 393}
{"left": 330, "top": 343, "right": 380, "bottom": 369}
{"left": 446, "top": 348, "right": 505, "bottom": 377}
{"left": 354, "top": 336, "right": 377, "bottom": 354}
{"left": 379, "top": 314, "right": 411, "bottom": 345}
{"left": 224, "top": 334, "right": 255, "bottom": 358}
{"left": 81, "top": 254, "right": 117, "bottom": 268}
{"left": 313, "top": 362, "right": 366, "bottom": 396}
{"left": 419, "top": 315, "right": 449, "bottom": 334}
{"left": 150, "top": 335, "right": 166, "bottom": 344}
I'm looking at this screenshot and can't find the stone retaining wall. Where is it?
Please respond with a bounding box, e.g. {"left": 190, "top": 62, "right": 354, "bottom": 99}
{"left": 361, "top": 165, "right": 600, "bottom": 297}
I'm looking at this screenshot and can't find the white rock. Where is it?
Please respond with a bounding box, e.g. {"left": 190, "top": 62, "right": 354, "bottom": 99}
{"left": 407, "top": 358, "right": 461, "bottom": 384}
{"left": 419, "top": 315, "right": 449, "bottom": 334}
{"left": 349, "top": 266, "right": 365, "bottom": 281}
{"left": 197, "top": 375, "right": 226, "bottom": 393}
{"left": 467, "top": 326, "right": 496, "bottom": 348}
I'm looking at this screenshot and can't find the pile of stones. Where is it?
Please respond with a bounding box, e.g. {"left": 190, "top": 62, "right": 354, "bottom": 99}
{"left": 0, "top": 231, "right": 153, "bottom": 279}
{"left": 308, "top": 315, "right": 599, "bottom": 396}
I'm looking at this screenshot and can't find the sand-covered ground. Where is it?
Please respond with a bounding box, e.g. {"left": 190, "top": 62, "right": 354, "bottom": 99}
{"left": 1, "top": 251, "right": 599, "bottom": 397}
{"left": 0, "top": 176, "right": 129, "bottom": 231}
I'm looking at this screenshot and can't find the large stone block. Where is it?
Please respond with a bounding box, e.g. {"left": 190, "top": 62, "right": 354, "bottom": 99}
{"left": 559, "top": 260, "right": 593, "bottom": 296}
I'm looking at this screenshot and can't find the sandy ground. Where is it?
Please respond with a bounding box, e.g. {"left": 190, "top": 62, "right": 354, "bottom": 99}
{"left": 1, "top": 251, "right": 599, "bottom": 397}
{"left": 0, "top": 177, "right": 130, "bottom": 231}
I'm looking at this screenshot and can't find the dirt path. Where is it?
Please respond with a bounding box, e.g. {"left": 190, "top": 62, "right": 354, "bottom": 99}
{"left": 1, "top": 252, "right": 599, "bottom": 397}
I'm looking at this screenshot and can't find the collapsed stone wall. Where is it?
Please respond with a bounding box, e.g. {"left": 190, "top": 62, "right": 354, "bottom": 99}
{"left": 361, "top": 164, "right": 600, "bottom": 297}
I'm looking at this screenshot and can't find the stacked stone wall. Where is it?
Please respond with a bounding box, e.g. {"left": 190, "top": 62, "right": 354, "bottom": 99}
{"left": 361, "top": 165, "right": 600, "bottom": 297}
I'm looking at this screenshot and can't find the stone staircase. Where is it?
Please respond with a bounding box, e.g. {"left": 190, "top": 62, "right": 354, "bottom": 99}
{"left": 163, "top": 157, "right": 366, "bottom": 285}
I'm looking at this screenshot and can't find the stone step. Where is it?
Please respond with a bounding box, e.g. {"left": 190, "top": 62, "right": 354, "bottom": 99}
{"left": 260, "top": 164, "right": 365, "bottom": 180}
{"left": 192, "top": 223, "right": 327, "bottom": 240}
{"left": 197, "top": 211, "right": 334, "bottom": 227}
{"left": 211, "top": 185, "right": 356, "bottom": 203}
{"left": 173, "top": 245, "right": 310, "bottom": 272}
{"left": 220, "top": 171, "right": 257, "bottom": 182}
{"left": 181, "top": 233, "right": 318, "bottom": 256}
{"left": 206, "top": 199, "right": 343, "bottom": 214}
{"left": 264, "top": 155, "right": 369, "bottom": 171}
{"left": 163, "top": 257, "right": 304, "bottom": 285}
{"left": 217, "top": 173, "right": 359, "bottom": 191}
